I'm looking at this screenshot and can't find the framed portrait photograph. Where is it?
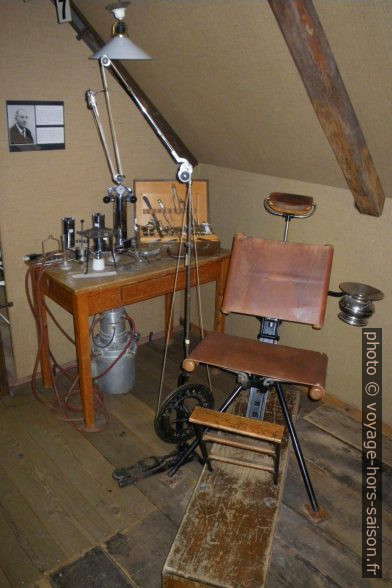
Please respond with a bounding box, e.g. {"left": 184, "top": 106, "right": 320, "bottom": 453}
{"left": 6, "top": 100, "right": 65, "bottom": 152}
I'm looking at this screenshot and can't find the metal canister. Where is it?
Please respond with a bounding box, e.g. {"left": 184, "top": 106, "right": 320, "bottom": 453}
{"left": 91, "top": 308, "right": 137, "bottom": 394}
{"left": 92, "top": 212, "right": 106, "bottom": 252}
{"left": 61, "top": 217, "right": 75, "bottom": 249}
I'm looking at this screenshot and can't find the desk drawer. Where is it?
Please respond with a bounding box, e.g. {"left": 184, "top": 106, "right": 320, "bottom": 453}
{"left": 122, "top": 275, "right": 177, "bottom": 304}
{"left": 122, "top": 265, "right": 219, "bottom": 305}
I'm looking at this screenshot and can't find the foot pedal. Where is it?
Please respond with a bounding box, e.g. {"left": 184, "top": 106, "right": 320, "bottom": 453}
{"left": 113, "top": 449, "right": 195, "bottom": 488}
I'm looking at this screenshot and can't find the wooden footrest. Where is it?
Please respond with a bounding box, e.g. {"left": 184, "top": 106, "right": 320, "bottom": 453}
{"left": 189, "top": 406, "right": 284, "bottom": 484}
{"left": 190, "top": 406, "right": 284, "bottom": 442}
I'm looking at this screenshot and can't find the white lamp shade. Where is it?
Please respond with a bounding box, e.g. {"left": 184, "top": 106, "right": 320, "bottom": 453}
{"left": 91, "top": 36, "right": 151, "bottom": 60}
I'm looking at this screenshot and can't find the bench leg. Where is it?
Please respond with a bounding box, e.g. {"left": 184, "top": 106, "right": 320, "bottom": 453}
{"left": 275, "top": 382, "right": 320, "bottom": 513}
{"left": 274, "top": 443, "right": 280, "bottom": 485}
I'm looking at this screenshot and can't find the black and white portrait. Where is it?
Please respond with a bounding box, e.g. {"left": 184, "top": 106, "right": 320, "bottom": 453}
{"left": 7, "top": 104, "right": 36, "bottom": 146}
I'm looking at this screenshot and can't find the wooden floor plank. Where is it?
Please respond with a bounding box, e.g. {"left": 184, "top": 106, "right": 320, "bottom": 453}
{"left": 271, "top": 503, "right": 377, "bottom": 587}
{"left": 84, "top": 406, "right": 202, "bottom": 527}
{"left": 105, "top": 394, "right": 174, "bottom": 456}
{"left": 105, "top": 510, "right": 178, "bottom": 588}
{"left": 281, "top": 455, "right": 392, "bottom": 563}
{"left": 267, "top": 534, "right": 341, "bottom": 588}
{"left": 305, "top": 404, "right": 392, "bottom": 466}
{"left": 0, "top": 404, "right": 108, "bottom": 557}
{"left": 12, "top": 395, "right": 156, "bottom": 532}
{"left": 0, "top": 568, "right": 12, "bottom": 588}
{"left": 0, "top": 462, "right": 66, "bottom": 573}
{"left": 31, "top": 576, "right": 54, "bottom": 588}
{"left": 295, "top": 418, "right": 392, "bottom": 512}
{"left": 0, "top": 504, "right": 40, "bottom": 586}
{"left": 50, "top": 546, "right": 133, "bottom": 587}
{"left": 83, "top": 410, "right": 153, "bottom": 470}
{"left": 321, "top": 393, "right": 392, "bottom": 439}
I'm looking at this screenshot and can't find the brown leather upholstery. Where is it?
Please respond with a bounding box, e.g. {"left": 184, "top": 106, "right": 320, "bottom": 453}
{"left": 185, "top": 234, "right": 333, "bottom": 399}
{"left": 185, "top": 331, "right": 328, "bottom": 390}
{"left": 266, "top": 192, "right": 314, "bottom": 215}
{"left": 222, "top": 234, "right": 333, "bottom": 329}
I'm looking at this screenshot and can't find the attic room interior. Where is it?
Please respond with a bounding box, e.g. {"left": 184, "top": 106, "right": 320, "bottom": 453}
{"left": 0, "top": 0, "right": 391, "bottom": 586}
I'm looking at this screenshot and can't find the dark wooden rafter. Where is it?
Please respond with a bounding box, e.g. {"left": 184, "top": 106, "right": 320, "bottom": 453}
{"left": 52, "top": 0, "right": 198, "bottom": 168}
{"left": 268, "top": 0, "right": 385, "bottom": 216}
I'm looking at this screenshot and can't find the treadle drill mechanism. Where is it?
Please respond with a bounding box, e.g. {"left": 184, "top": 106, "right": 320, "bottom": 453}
{"left": 113, "top": 383, "right": 211, "bottom": 486}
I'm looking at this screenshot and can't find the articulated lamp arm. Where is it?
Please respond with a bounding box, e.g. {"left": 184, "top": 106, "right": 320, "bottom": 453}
{"left": 99, "top": 55, "right": 193, "bottom": 184}
{"left": 86, "top": 89, "right": 124, "bottom": 184}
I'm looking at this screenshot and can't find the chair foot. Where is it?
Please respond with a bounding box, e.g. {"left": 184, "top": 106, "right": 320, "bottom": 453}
{"left": 304, "top": 504, "right": 327, "bottom": 523}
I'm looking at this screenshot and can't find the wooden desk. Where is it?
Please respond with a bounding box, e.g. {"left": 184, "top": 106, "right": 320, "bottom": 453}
{"left": 36, "top": 250, "right": 230, "bottom": 428}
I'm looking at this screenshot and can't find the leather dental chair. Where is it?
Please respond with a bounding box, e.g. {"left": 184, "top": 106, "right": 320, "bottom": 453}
{"left": 180, "top": 232, "right": 333, "bottom": 519}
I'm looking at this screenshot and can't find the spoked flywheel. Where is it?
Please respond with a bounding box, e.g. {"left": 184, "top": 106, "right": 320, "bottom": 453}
{"left": 154, "top": 383, "right": 214, "bottom": 444}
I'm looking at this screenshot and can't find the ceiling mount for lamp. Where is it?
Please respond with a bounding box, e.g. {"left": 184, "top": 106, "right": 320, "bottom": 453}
{"left": 91, "top": 1, "right": 151, "bottom": 61}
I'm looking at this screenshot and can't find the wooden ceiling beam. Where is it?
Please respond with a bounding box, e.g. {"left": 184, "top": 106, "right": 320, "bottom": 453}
{"left": 53, "top": 0, "right": 198, "bottom": 168}
{"left": 268, "top": 0, "right": 385, "bottom": 216}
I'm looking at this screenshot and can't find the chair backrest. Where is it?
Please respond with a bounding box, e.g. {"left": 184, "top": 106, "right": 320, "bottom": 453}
{"left": 221, "top": 233, "right": 333, "bottom": 328}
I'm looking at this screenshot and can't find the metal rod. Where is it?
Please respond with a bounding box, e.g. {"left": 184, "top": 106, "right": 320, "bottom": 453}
{"left": 100, "top": 62, "right": 123, "bottom": 178}
{"left": 86, "top": 90, "right": 117, "bottom": 181}
{"left": 283, "top": 215, "right": 291, "bottom": 242}
{"left": 219, "top": 383, "right": 244, "bottom": 412}
{"left": 275, "top": 381, "right": 319, "bottom": 512}
{"left": 102, "top": 58, "right": 187, "bottom": 167}
{"left": 184, "top": 181, "right": 193, "bottom": 358}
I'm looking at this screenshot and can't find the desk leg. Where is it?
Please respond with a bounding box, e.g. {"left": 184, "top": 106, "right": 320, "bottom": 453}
{"left": 39, "top": 303, "right": 52, "bottom": 388}
{"left": 165, "top": 292, "right": 174, "bottom": 343}
{"left": 32, "top": 271, "right": 51, "bottom": 388}
{"left": 0, "top": 325, "right": 9, "bottom": 397}
{"left": 73, "top": 296, "right": 94, "bottom": 428}
{"left": 214, "top": 257, "right": 229, "bottom": 332}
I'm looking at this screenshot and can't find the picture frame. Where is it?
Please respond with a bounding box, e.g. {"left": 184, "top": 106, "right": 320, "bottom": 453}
{"left": 6, "top": 100, "right": 65, "bottom": 152}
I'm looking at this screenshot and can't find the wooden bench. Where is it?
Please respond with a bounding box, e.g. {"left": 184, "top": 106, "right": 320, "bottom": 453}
{"left": 162, "top": 389, "right": 299, "bottom": 588}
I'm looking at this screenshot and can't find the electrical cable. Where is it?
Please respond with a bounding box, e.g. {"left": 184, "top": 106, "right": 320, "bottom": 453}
{"left": 25, "top": 255, "right": 136, "bottom": 432}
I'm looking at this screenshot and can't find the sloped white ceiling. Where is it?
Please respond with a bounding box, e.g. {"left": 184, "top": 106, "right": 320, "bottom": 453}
{"left": 74, "top": 0, "right": 392, "bottom": 196}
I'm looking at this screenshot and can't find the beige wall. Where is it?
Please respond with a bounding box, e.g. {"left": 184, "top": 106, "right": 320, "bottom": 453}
{"left": 199, "top": 163, "right": 391, "bottom": 424}
{"left": 0, "top": 1, "right": 177, "bottom": 379}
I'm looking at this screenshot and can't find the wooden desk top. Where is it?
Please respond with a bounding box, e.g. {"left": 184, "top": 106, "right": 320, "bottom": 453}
{"left": 41, "top": 249, "right": 230, "bottom": 296}
{"left": 38, "top": 249, "right": 230, "bottom": 314}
